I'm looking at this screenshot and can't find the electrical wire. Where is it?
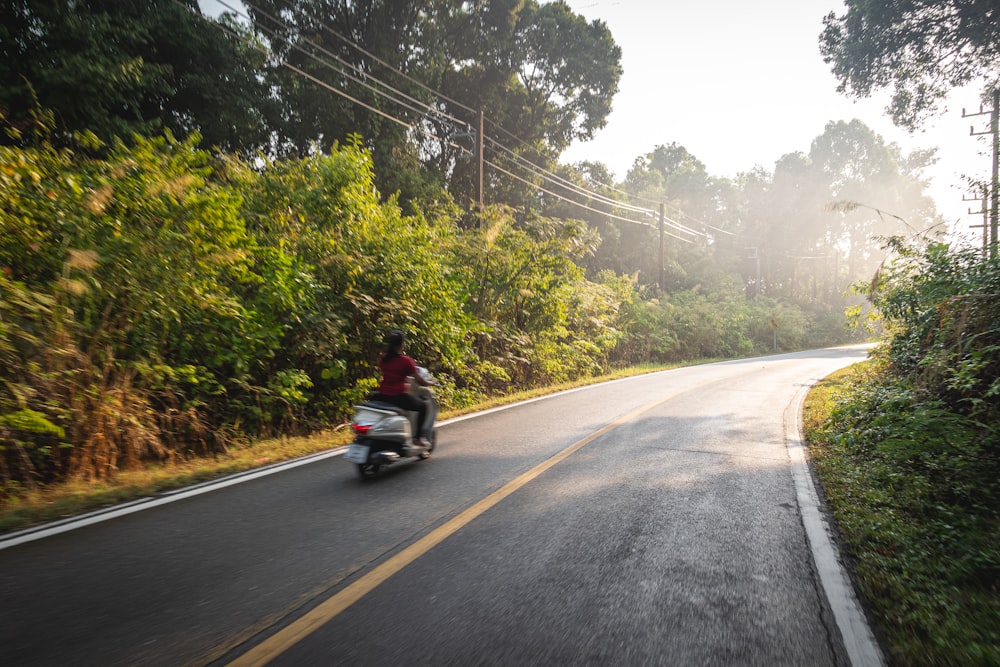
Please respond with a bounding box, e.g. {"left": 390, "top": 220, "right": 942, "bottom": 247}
{"left": 487, "top": 148, "right": 704, "bottom": 238}
{"left": 224, "top": 0, "right": 467, "bottom": 129}
{"left": 279, "top": 2, "right": 479, "bottom": 117}
{"left": 183, "top": 0, "right": 472, "bottom": 155}
{"left": 187, "top": 0, "right": 722, "bottom": 241}
{"left": 482, "top": 137, "right": 707, "bottom": 237}
{"left": 241, "top": 2, "right": 721, "bottom": 237}
{"left": 485, "top": 137, "right": 654, "bottom": 215}
{"left": 485, "top": 159, "right": 698, "bottom": 244}
{"left": 484, "top": 124, "right": 732, "bottom": 237}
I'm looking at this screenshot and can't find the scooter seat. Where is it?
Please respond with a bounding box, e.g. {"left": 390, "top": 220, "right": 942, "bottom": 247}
{"left": 363, "top": 401, "right": 410, "bottom": 416}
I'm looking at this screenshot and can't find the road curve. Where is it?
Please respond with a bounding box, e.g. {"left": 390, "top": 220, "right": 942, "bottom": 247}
{"left": 0, "top": 346, "right": 880, "bottom": 666}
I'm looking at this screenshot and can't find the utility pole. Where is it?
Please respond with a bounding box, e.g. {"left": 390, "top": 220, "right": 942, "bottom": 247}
{"left": 965, "top": 188, "right": 988, "bottom": 254}
{"left": 658, "top": 203, "right": 665, "bottom": 292}
{"left": 746, "top": 247, "right": 761, "bottom": 297}
{"left": 477, "top": 108, "right": 485, "bottom": 215}
{"left": 965, "top": 91, "right": 999, "bottom": 258}
{"left": 993, "top": 89, "right": 999, "bottom": 256}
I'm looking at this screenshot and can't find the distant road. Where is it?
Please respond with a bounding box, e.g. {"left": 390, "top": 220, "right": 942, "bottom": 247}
{"left": 0, "top": 346, "right": 879, "bottom": 666}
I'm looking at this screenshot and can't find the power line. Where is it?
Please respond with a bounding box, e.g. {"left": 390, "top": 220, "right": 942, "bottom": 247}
{"left": 218, "top": 0, "right": 655, "bottom": 224}
{"left": 225, "top": 0, "right": 468, "bottom": 129}
{"left": 269, "top": 1, "right": 478, "bottom": 117}
{"left": 485, "top": 137, "right": 655, "bottom": 215}
{"left": 183, "top": 0, "right": 471, "bottom": 156}
{"left": 489, "top": 144, "right": 702, "bottom": 240}
{"left": 203, "top": 9, "right": 411, "bottom": 131}
{"left": 188, "top": 1, "right": 721, "bottom": 240}
{"left": 484, "top": 118, "right": 669, "bottom": 211}
{"left": 485, "top": 159, "right": 698, "bottom": 244}
{"left": 484, "top": 138, "right": 706, "bottom": 238}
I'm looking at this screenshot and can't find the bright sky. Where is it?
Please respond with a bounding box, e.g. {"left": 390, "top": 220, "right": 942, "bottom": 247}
{"left": 559, "top": 0, "right": 992, "bottom": 242}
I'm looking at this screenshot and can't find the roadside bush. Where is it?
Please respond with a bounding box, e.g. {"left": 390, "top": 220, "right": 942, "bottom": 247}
{"left": 814, "top": 361, "right": 999, "bottom": 665}
{"left": 875, "top": 242, "right": 1000, "bottom": 423}
{"left": 810, "top": 240, "right": 1000, "bottom": 664}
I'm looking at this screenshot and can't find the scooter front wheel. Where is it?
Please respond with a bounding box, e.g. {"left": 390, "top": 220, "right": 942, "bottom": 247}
{"left": 356, "top": 463, "right": 381, "bottom": 479}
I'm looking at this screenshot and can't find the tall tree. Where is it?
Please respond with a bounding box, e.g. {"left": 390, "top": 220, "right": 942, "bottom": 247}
{"left": 0, "top": 0, "right": 277, "bottom": 152}
{"left": 724, "top": 120, "right": 940, "bottom": 301}
{"left": 617, "top": 143, "right": 729, "bottom": 290}
{"left": 249, "top": 0, "right": 621, "bottom": 209}
{"left": 809, "top": 119, "right": 940, "bottom": 278}
{"left": 820, "top": 0, "right": 1000, "bottom": 129}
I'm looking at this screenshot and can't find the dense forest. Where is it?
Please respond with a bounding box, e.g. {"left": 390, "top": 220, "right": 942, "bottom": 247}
{"left": 0, "top": 0, "right": 958, "bottom": 490}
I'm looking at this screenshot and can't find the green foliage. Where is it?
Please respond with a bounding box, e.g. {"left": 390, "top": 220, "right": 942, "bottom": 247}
{"left": 609, "top": 281, "right": 857, "bottom": 366}
{"left": 0, "top": 111, "right": 861, "bottom": 493}
{"left": 809, "top": 241, "right": 1000, "bottom": 664}
{"left": 237, "top": 138, "right": 475, "bottom": 418}
{"left": 811, "top": 363, "right": 999, "bottom": 665}
{"left": 820, "top": 0, "right": 1000, "bottom": 130}
{"left": 250, "top": 0, "right": 621, "bottom": 207}
{"left": 0, "top": 0, "right": 277, "bottom": 153}
{"left": 871, "top": 242, "right": 1000, "bottom": 423}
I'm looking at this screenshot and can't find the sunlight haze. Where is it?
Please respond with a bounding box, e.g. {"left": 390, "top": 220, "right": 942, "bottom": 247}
{"left": 559, "top": 0, "right": 990, "bottom": 242}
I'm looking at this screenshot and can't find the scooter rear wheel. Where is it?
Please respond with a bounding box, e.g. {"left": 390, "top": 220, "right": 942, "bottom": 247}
{"left": 356, "top": 463, "right": 381, "bottom": 479}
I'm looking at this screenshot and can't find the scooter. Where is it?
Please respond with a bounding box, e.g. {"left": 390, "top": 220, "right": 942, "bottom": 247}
{"left": 344, "top": 368, "right": 439, "bottom": 479}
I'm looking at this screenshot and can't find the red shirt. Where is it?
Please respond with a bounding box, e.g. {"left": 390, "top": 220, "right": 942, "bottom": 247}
{"left": 378, "top": 354, "right": 419, "bottom": 395}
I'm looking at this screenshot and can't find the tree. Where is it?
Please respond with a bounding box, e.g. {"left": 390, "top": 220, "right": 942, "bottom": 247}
{"left": 819, "top": 0, "right": 1000, "bottom": 130}
{"left": 716, "top": 121, "right": 939, "bottom": 303}
{"left": 618, "top": 144, "right": 726, "bottom": 291}
{"left": 809, "top": 120, "right": 940, "bottom": 278}
{"left": 507, "top": 1, "right": 621, "bottom": 151}
{"left": 248, "top": 0, "right": 621, "bottom": 209}
{"left": 0, "top": 0, "right": 277, "bottom": 153}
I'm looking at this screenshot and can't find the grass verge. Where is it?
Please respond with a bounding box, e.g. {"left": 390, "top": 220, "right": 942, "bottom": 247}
{"left": 805, "top": 361, "right": 1000, "bottom": 666}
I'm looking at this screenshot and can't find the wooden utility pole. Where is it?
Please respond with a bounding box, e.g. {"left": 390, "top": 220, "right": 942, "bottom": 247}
{"left": 966, "top": 187, "right": 988, "bottom": 254}
{"left": 658, "top": 203, "right": 665, "bottom": 292}
{"left": 965, "top": 91, "right": 999, "bottom": 258}
{"left": 967, "top": 188, "right": 987, "bottom": 251}
{"left": 992, "top": 89, "right": 999, "bottom": 257}
{"left": 477, "top": 108, "right": 485, "bottom": 214}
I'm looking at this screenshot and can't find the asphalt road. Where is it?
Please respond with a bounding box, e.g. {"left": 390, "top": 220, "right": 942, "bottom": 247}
{"left": 0, "top": 346, "right": 878, "bottom": 666}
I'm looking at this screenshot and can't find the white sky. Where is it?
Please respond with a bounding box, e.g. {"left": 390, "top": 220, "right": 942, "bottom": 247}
{"left": 559, "top": 0, "right": 993, "bottom": 242}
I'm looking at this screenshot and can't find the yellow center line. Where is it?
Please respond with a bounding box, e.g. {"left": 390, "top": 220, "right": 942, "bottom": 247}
{"left": 228, "top": 387, "right": 693, "bottom": 666}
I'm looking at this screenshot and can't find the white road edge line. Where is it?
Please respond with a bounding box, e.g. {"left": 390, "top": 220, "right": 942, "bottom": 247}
{"left": 0, "top": 355, "right": 788, "bottom": 551}
{"left": 0, "top": 450, "right": 344, "bottom": 551}
{"left": 0, "top": 370, "right": 670, "bottom": 552}
{"left": 786, "top": 380, "right": 885, "bottom": 667}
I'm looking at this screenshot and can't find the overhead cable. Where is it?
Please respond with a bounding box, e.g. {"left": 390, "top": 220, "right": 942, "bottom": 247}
{"left": 485, "top": 159, "right": 698, "bottom": 244}
{"left": 181, "top": 0, "right": 468, "bottom": 157}
{"left": 485, "top": 137, "right": 656, "bottom": 215}
{"left": 184, "top": 1, "right": 721, "bottom": 239}
{"left": 225, "top": 0, "right": 467, "bottom": 129}
{"left": 483, "top": 138, "right": 706, "bottom": 237}
{"left": 285, "top": 3, "right": 479, "bottom": 117}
